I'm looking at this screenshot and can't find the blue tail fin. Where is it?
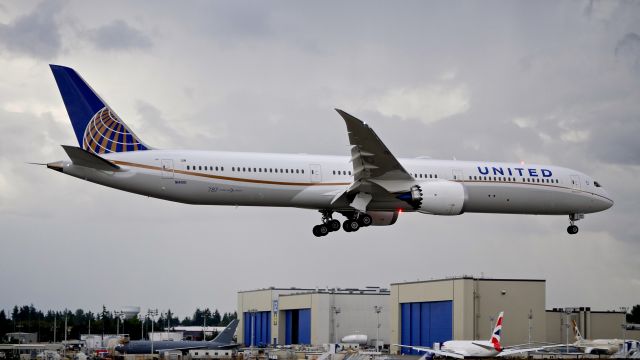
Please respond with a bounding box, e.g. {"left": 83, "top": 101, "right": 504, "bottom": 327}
{"left": 50, "top": 65, "right": 150, "bottom": 154}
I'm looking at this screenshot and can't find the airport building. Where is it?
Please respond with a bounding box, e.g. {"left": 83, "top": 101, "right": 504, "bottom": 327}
{"left": 238, "top": 278, "right": 638, "bottom": 352}
{"left": 546, "top": 307, "right": 632, "bottom": 343}
{"left": 237, "top": 287, "right": 389, "bottom": 347}
{"left": 390, "top": 277, "right": 546, "bottom": 353}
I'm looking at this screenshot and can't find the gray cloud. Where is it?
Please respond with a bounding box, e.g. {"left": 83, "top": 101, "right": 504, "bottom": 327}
{"left": 84, "top": 19, "right": 152, "bottom": 51}
{"left": 0, "top": 1, "right": 639, "bottom": 317}
{"left": 0, "top": 1, "right": 63, "bottom": 60}
{"left": 615, "top": 32, "right": 640, "bottom": 71}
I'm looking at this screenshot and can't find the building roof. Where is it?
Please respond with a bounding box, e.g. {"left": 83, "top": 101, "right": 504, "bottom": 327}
{"left": 238, "top": 286, "right": 316, "bottom": 293}
{"left": 280, "top": 287, "right": 390, "bottom": 296}
{"left": 391, "top": 276, "right": 546, "bottom": 285}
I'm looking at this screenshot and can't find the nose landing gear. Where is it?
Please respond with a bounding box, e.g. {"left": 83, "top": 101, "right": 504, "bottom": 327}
{"left": 567, "top": 213, "right": 584, "bottom": 235}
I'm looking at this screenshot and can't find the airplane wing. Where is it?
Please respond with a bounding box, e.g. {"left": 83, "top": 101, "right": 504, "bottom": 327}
{"left": 334, "top": 110, "right": 416, "bottom": 211}
{"left": 153, "top": 345, "right": 209, "bottom": 353}
{"left": 394, "top": 345, "right": 465, "bottom": 359}
{"left": 497, "top": 344, "right": 568, "bottom": 357}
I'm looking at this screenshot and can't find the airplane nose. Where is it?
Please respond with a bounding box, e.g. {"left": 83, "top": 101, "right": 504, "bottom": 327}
{"left": 598, "top": 192, "right": 614, "bottom": 211}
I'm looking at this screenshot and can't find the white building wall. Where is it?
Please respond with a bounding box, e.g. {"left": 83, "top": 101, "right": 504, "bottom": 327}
{"left": 332, "top": 294, "right": 389, "bottom": 346}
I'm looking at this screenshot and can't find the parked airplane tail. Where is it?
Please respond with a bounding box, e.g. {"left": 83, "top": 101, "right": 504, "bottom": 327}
{"left": 490, "top": 312, "right": 504, "bottom": 351}
{"left": 50, "top": 65, "right": 150, "bottom": 154}
{"left": 211, "top": 319, "right": 239, "bottom": 344}
{"left": 572, "top": 320, "right": 583, "bottom": 341}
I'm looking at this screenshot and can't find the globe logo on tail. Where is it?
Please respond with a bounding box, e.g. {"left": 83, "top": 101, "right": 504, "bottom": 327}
{"left": 82, "top": 107, "right": 147, "bottom": 154}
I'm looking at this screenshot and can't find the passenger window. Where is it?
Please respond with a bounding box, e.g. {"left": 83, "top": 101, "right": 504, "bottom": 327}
{"left": 302, "top": 169, "right": 304, "bottom": 174}
{"left": 187, "top": 166, "right": 190, "bottom": 170}
{"left": 333, "top": 170, "right": 336, "bottom": 175}
{"left": 296, "top": 169, "right": 299, "bottom": 174}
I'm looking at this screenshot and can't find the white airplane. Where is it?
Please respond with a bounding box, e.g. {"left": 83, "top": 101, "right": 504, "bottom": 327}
{"left": 396, "top": 312, "right": 554, "bottom": 358}
{"left": 44, "top": 65, "right": 613, "bottom": 236}
{"left": 569, "top": 320, "right": 624, "bottom": 355}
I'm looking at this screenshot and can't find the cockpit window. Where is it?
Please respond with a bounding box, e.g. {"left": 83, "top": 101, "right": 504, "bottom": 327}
{"left": 594, "top": 181, "right": 602, "bottom": 188}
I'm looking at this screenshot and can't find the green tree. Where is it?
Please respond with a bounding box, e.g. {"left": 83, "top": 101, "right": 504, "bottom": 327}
{"left": 628, "top": 304, "right": 640, "bottom": 323}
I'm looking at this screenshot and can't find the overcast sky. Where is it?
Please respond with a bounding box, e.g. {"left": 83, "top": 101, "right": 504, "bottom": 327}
{"left": 0, "top": 1, "right": 639, "bottom": 320}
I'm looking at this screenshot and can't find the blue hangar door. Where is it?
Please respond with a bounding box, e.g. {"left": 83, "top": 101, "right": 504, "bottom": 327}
{"left": 284, "top": 309, "right": 311, "bottom": 345}
{"left": 400, "top": 301, "right": 452, "bottom": 354}
{"left": 244, "top": 311, "right": 271, "bottom": 346}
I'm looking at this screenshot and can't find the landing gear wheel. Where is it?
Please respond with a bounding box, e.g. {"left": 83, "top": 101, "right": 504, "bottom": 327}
{"left": 358, "top": 214, "right": 373, "bottom": 227}
{"left": 567, "top": 225, "right": 579, "bottom": 235}
{"left": 328, "top": 219, "right": 341, "bottom": 232}
{"left": 313, "top": 224, "right": 329, "bottom": 237}
{"left": 343, "top": 219, "right": 360, "bottom": 232}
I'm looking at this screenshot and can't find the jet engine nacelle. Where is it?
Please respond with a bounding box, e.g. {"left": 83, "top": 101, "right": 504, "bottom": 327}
{"left": 367, "top": 211, "right": 399, "bottom": 226}
{"left": 415, "top": 181, "right": 467, "bottom": 215}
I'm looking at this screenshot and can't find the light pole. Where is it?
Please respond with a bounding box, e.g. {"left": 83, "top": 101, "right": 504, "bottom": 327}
{"left": 114, "top": 311, "right": 123, "bottom": 336}
{"left": 147, "top": 309, "right": 158, "bottom": 357}
{"left": 203, "top": 310, "right": 207, "bottom": 341}
{"left": 139, "top": 314, "right": 146, "bottom": 340}
{"left": 621, "top": 307, "right": 628, "bottom": 358}
{"left": 528, "top": 309, "right": 533, "bottom": 345}
{"left": 374, "top": 306, "right": 382, "bottom": 352}
{"left": 165, "top": 311, "right": 171, "bottom": 339}
{"left": 564, "top": 308, "right": 576, "bottom": 354}
{"left": 332, "top": 307, "right": 341, "bottom": 344}
{"left": 248, "top": 309, "right": 257, "bottom": 350}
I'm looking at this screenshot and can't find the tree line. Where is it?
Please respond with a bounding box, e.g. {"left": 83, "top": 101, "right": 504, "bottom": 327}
{"left": 0, "top": 305, "right": 237, "bottom": 343}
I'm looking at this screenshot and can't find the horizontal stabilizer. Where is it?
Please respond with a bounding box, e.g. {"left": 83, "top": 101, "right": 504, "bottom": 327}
{"left": 62, "top": 145, "right": 121, "bottom": 171}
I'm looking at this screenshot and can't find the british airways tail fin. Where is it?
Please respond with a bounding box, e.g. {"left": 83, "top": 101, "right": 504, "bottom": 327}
{"left": 490, "top": 311, "right": 503, "bottom": 351}
{"left": 211, "top": 319, "right": 239, "bottom": 344}
{"left": 49, "top": 65, "right": 151, "bottom": 154}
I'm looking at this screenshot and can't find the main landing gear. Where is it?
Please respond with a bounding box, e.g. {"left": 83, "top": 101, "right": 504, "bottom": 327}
{"left": 312, "top": 210, "right": 372, "bottom": 237}
{"left": 567, "top": 213, "right": 584, "bottom": 235}
{"left": 312, "top": 210, "right": 341, "bottom": 237}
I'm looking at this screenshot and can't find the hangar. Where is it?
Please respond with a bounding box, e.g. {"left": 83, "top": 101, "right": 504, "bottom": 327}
{"left": 237, "top": 287, "right": 389, "bottom": 347}
{"left": 238, "top": 278, "right": 637, "bottom": 351}
{"left": 390, "top": 277, "right": 546, "bottom": 353}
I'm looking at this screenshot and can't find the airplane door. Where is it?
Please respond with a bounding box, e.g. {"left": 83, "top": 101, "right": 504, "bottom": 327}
{"left": 309, "top": 164, "right": 322, "bottom": 183}
{"left": 570, "top": 175, "right": 581, "bottom": 191}
{"left": 161, "top": 159, "right": 174, "bottom": 179}
{"left": 452, "top": 169, "right": 463, "bottom": 181}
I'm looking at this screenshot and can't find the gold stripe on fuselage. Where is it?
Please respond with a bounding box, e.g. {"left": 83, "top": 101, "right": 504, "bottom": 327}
{"left": 112, "top": 160, "right": 352, "bottom": 187}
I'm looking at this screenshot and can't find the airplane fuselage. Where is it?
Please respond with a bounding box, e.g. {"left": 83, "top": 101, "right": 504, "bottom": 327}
{"left": 50, "top": 149, "right": 613, "bottom": 216}
{"left": 441, "top": 340, "right": 499, "bottom": 357}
